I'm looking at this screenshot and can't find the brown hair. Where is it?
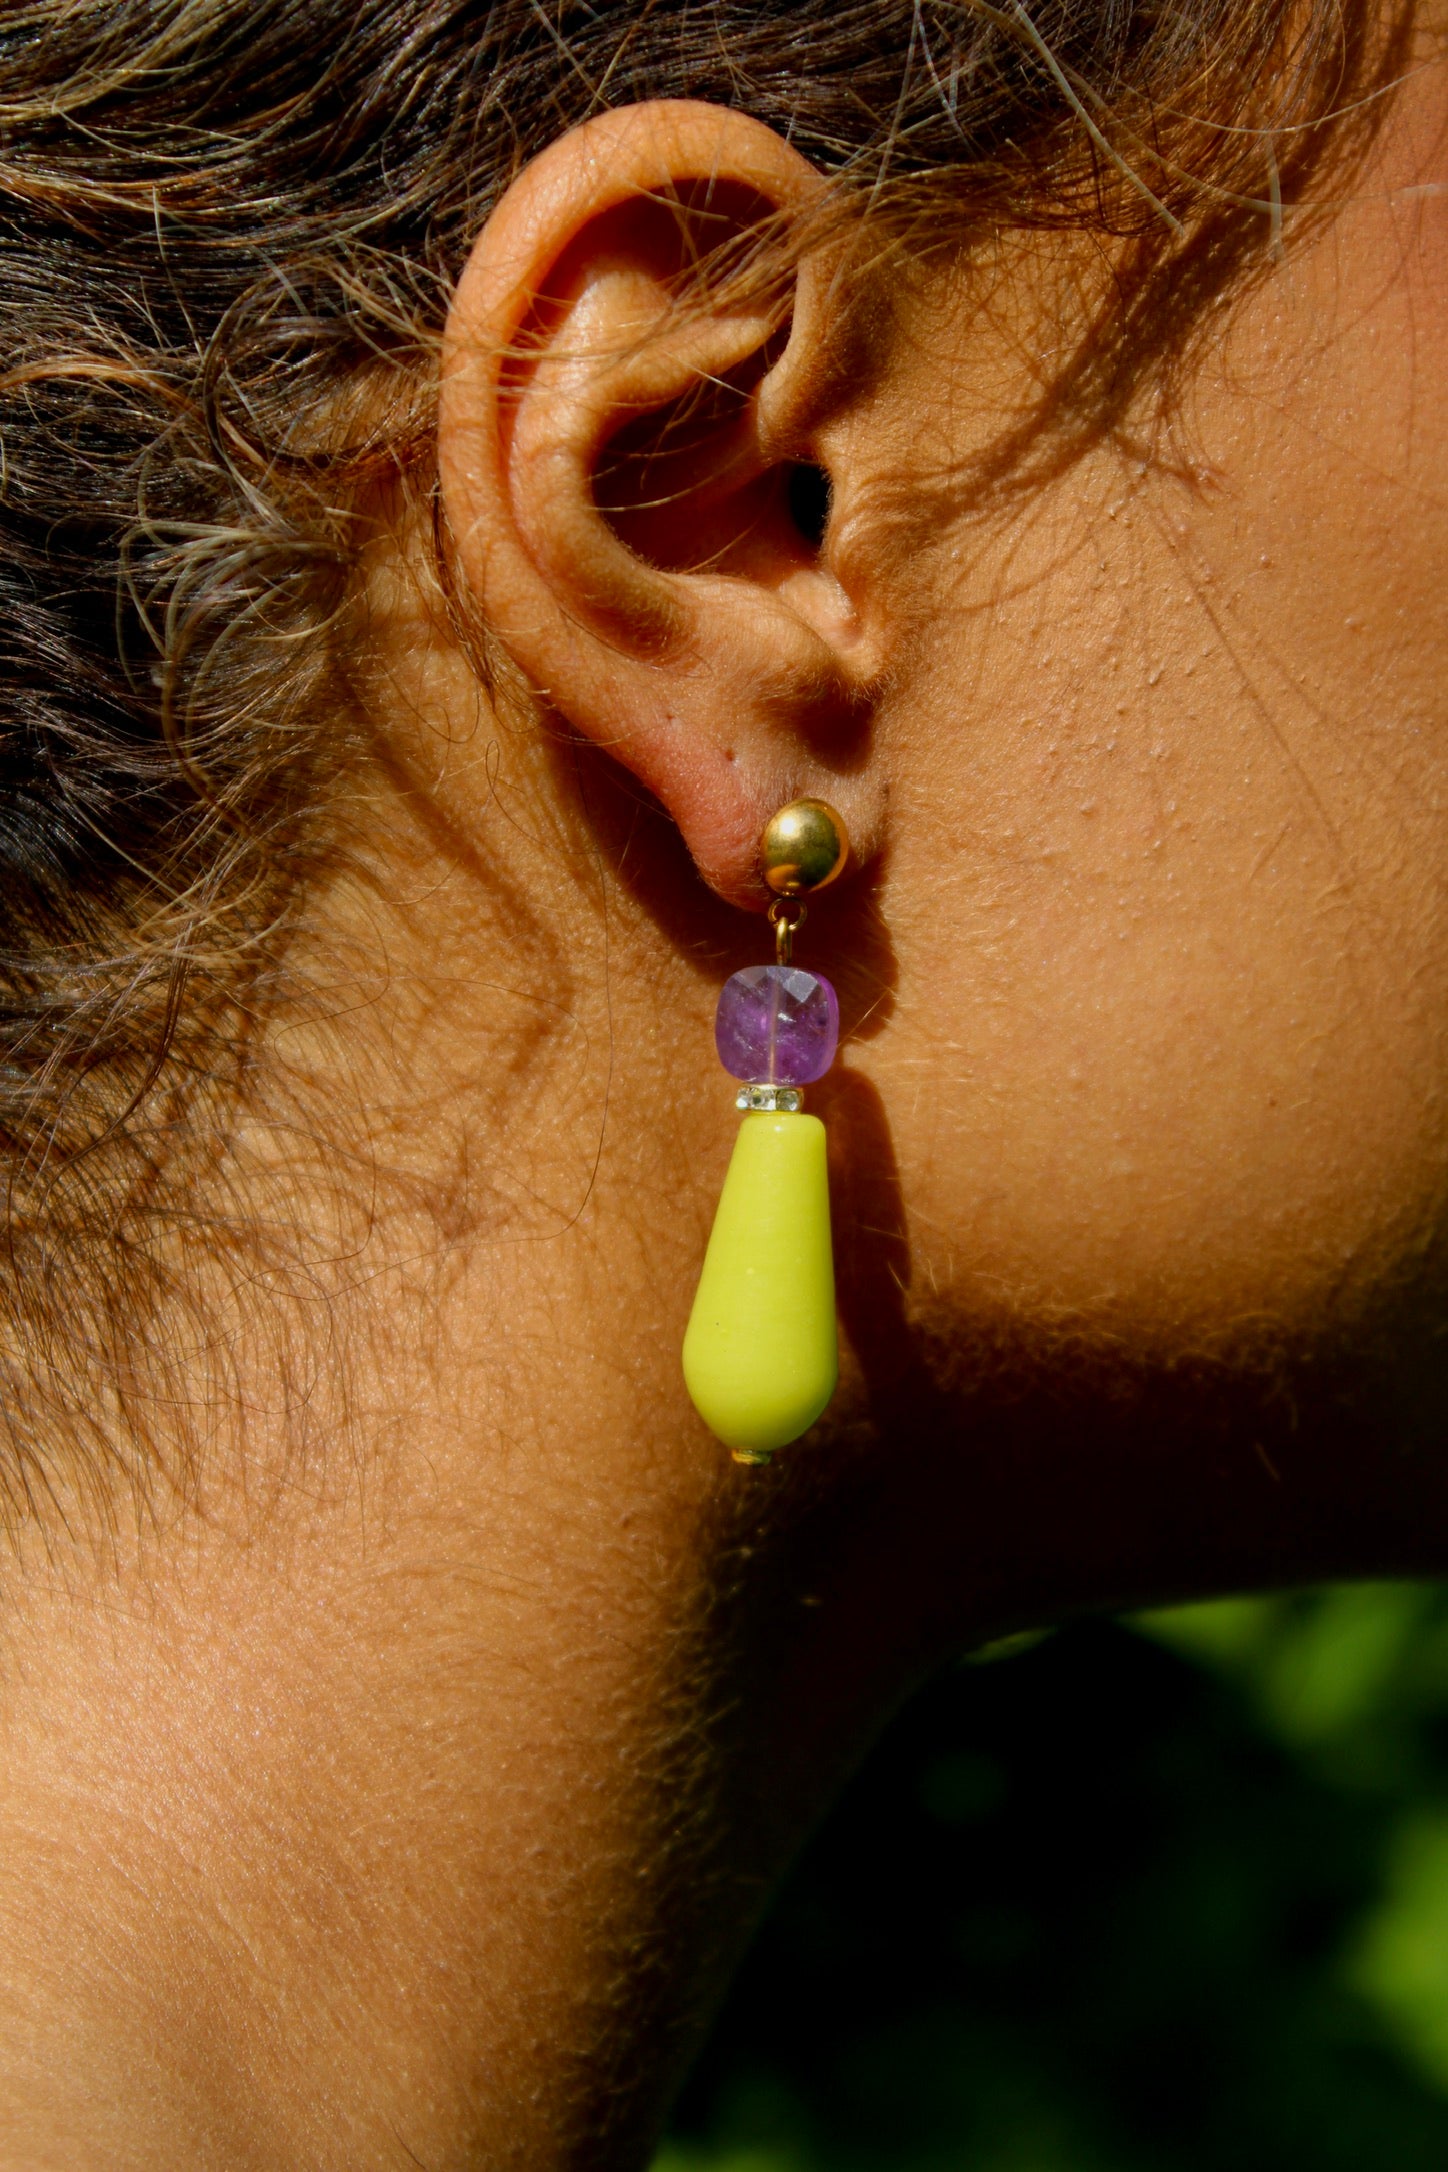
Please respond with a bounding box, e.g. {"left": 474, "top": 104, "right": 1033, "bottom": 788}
{"left": 0, "top": 0, "right": 1412, "bottom": 1513}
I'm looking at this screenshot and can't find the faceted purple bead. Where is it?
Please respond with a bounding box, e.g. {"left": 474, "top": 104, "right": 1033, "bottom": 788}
{"left": 715, "top": 964, "right": 839, "bottom": 1086}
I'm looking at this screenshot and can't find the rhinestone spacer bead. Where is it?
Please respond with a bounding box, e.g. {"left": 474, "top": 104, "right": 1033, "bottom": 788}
{"left": 736, "top": 1084, "right": 804, "bottom": 1113}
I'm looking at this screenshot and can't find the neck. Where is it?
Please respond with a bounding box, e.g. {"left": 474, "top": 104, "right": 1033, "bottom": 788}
{"left": 0, "top": 1486, "right": 724, "bottom": 2166}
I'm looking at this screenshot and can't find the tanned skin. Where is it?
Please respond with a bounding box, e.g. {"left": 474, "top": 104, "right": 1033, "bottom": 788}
{"left": 0, "top": 48, "right": 1446, "bottom": 2172}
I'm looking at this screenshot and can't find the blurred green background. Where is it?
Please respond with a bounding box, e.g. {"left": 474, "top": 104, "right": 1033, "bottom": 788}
{"left": 656, "top": 1585, "right": 1448, "bottom": 2172}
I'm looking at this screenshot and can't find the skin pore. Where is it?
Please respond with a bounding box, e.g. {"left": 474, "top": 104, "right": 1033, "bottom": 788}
{"left": 0, "top": 38, "right": 1445, "bottom": 2172}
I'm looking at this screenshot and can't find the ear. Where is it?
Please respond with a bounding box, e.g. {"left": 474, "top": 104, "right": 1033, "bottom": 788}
{"left": 438, "top": 99, "right": 886, "bottom": 908}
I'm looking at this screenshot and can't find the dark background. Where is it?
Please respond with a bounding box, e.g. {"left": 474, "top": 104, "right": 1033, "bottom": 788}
{"left": 658, "top": 1586, "right": 1448, "bottom": 2171}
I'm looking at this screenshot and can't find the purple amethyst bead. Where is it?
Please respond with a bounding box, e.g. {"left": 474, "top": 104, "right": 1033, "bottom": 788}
{"left": 715, "top": 964, "right": 839, "bottom": 1086}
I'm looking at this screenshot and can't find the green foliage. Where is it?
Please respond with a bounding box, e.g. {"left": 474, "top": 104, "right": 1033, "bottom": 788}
{"left": 660, "top": 1585, "right": 1448, "bottom": 2172}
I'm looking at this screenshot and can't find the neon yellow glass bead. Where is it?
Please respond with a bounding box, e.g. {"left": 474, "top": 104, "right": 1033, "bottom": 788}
{"left": 682, "top": 1110, "right": 838, "bottom": 1459}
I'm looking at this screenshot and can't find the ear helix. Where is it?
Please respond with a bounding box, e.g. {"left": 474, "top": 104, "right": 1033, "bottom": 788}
{"left": 682, "top": 798, "right": 849, "bottom": 1466}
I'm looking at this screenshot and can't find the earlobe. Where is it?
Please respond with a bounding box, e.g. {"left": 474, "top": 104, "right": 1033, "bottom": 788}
{"left": 438, "top": 100, "right": 884, "bottom": 907}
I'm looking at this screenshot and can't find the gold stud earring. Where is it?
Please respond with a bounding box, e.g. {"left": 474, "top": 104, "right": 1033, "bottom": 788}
{"left": 759, "top": 796, "right": 849, "bottom": 898}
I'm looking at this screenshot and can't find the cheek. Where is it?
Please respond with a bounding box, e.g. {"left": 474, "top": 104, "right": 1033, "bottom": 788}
{"left": 853, "top": 80, "right": 1448, "bottom": 1353}
{"left": 866, "top": 416, "right": 1448, "bottom": 1341}
{"left": 874, "top": 650, "right": 1448, "bottom": 1347}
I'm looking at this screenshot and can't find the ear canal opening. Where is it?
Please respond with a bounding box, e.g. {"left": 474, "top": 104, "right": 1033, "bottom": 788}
{"left": 787, "top": 463, "right": 831, "bottom": 548}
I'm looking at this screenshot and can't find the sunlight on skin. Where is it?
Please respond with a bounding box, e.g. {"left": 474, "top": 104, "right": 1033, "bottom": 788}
{"left": 837, "top": 94, "right": 1448, "bottom": 1351}
{"left": 0, "top": 41, "right": 1445, "bottom": 2172}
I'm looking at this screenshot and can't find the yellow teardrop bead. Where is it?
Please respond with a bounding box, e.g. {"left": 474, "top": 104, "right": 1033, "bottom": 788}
{"left": 682, "top": 1110, "right": 838, "bottom": 1459}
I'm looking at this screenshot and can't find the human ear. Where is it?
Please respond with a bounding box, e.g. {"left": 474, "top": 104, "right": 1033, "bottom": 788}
{"left": 438, "top": 99, "right": 885, "bottom": 907}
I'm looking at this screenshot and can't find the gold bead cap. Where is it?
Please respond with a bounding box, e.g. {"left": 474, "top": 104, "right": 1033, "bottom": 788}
{"left": 759, "top": 798, "right": 849, "bottom": 897}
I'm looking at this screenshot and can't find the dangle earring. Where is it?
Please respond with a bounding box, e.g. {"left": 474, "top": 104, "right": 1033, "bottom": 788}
{"left": 683, "top": 798, "right": 849, "bottom": 1467}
